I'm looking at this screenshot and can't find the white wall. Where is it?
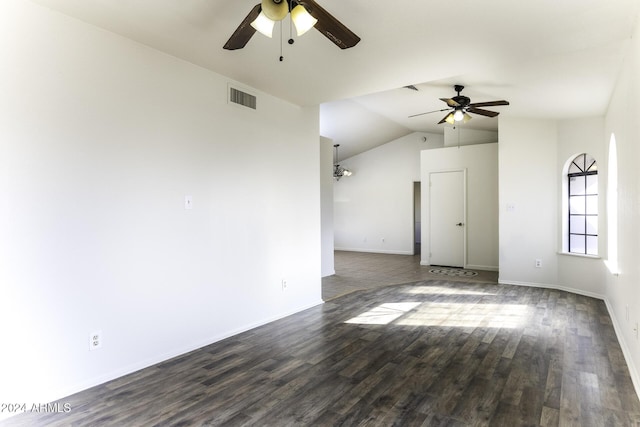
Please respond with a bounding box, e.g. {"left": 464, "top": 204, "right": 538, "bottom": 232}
{"left": 497, "top": 27, "right": 640, "bottom": 395}
{"left": 556, "top": 117, "right": 607, "bottom": 297}
{"left": 0, "top": 0, "right": 322, "bottom": 412}
{"left": 444, "top": 127, "right": 498, "bottom": 147}
{"left": 320, "top": 137, "right": 335, "bottom": 277}
{"left": 604, "top": 19, "right": 640, "bottom": 396}
{"left": 499, "top": 118, "right": 560, "bottom": 287}
{"left": 498, "top": 116, "right": 607, "bottom": 298}
{"left": 333, "top": 132, "right": 443, "bottom": 254}
{"left": 421, "top": 143, "right": 499, "bottom": 270}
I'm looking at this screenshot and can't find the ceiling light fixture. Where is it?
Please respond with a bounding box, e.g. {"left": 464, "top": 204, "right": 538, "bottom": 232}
{"left": 291, "top": 4, "right": 318, "bottom": 35}
{"left": 333, "top": 144, "right": 352, "bottom": 180}
{"left": 444, "top": 108, "right": 472, "bottom": 125}
{"left": 225, "top": 0, "right": 359, "bottom": 51}
{"left": 408, "top": 85, "right": 509, "bottom": 126}
{"left": 261, "top": 0, "right": 288, "bottom": 21}
{"left": 250, "top": 0, "right": 318, "bottom": 40}
{"left": 250, "top": 11, "right": 276, "bottom": 37}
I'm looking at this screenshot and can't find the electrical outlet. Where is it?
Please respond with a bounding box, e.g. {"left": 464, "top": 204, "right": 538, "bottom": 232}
{"left": 535, "top": 259, "right": 542, "bottom": 268}
{"left": 89, "top": 331, "right": 102, "bottom": 351}
{"left": 281, "top": 279, "right": 287, "bottom": 291}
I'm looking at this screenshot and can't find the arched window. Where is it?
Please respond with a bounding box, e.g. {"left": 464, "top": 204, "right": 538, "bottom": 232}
{"left": 568, "top": 153, "right": 598, "bottom": 255}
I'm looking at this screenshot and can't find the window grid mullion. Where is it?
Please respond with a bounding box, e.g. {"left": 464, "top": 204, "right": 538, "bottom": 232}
{"left": 568, "top": 153, "right": 598, "bottom": 255}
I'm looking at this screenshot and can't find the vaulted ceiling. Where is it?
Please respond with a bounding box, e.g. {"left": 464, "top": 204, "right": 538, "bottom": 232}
{"left": 30, "top": 0, "right": 639, "bottom": 160}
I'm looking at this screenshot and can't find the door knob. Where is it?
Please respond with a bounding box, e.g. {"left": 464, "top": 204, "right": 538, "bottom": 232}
{"left": 456, "top": 222, "right": 464, "bottom": 226}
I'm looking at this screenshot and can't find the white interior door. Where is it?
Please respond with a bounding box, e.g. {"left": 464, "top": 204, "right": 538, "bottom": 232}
{"left": 429, "top": 170, "right": 465, "bottom": 267}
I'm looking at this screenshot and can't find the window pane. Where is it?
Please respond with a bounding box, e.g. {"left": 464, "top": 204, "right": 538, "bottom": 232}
{"left": 569, "top": 176, "right": 586, "bottom": 195}
{"left": 569, "top": 161, "right": 582, "bottom": 174}
{"left": 586, "top": 236, "right": 598, "bottom": 255}
{"left": 570, "top": 235, "right": 585, "bottom": 254}
{"left": 570, "top": 215, "right": 586, "bottom": 234}
{"left": 570, "top": 196, "right": 585, "bottom": 214}
{"left": 586, "top": 175, "right": 598, "bottom": 194}
{"left": 586, "top": 215, "right": 598, "bottom": 234}
{"left": 586, "top": 195, "right": 598, "bottom": 214}
{"left": 585, "top": 154, "right": 597, "bottom": 172}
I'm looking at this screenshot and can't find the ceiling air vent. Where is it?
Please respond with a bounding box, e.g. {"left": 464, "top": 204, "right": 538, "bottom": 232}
{"left": 228, "top": 85, "right": 257, "bottom": 110}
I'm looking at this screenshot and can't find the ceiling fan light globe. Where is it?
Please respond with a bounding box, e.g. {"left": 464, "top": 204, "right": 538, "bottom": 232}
{"left": 453, "top": 109, "right": 465, "bottom": 122}
{"left": 261, "top": 0, "right": 288, "bottom": 21}
{"left": 251, "top": 11, "right": 275, "bottom": 37}
{"left": 444, "top": 113, "right": 456, "bottom": 125}
{"left": 291, "top": 5, "right": 318, "bottom": 36}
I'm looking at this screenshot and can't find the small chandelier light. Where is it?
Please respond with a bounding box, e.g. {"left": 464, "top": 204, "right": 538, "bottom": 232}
{"left": 333, "top": 144, "right": 352, "bottom": 181}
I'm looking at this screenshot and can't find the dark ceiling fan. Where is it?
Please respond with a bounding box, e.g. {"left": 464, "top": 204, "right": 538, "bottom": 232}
{"left": 409, "top": 85, "right": 509, "bottom": 125}
{"left": 224, "top": 0, "right": 360, "bottom": 51}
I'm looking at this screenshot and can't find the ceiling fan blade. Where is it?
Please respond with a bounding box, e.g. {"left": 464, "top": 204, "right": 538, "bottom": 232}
{"left": 468, "top": 100, "right": 510, "bottom": 108}
{"left": 437, "top": 112, "right": 453, "bottom": 124}
{"left": 223, "top": 4, "right": 261, "bottom": 50}
{"left": 467, "top": 107, "right": 500, "bottom": 117}
{"left": 440, "top": 98, "right": 460, "bottom": 108}
{"left": 408, "top": 108, "right": 450, "bottom": 118}
{"left": 300, "top": 0, "right": 360, "bottom": 49}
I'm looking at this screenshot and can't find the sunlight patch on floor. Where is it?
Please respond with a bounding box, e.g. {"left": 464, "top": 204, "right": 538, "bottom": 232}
{"left": 344, "top": 302, "right": 421, "bottom": 325}
{"left": 345, "top": 301, "right": 530, "bottom": 328}
{"left": 397, "top": 303, "right": 529, "bottom": 328}
{"left": 403, "top": 286, "right": 496, "bottom": 296}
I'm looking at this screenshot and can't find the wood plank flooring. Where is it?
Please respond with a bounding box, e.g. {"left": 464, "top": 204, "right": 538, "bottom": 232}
{"left": 4, "top": 278, "right": 640, "bottom": 426}
{"left": 322, "top": 251, "right": 498, "bottom": 301}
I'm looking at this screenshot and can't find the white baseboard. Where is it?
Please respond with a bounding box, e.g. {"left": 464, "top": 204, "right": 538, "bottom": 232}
{"left": 321, "top": 269, "right": 336, "bottom": 277}
{"left": 498, "top": 279, "right": 605, "bottom": 300}
{"left": 334, "top": 247, "right": 414, "bottom": 255}
{"left": 417, "top": 262, "right": 498, "bottom": 271}
{"left": 465, "top": 264, "right": 499, "bottom": 272}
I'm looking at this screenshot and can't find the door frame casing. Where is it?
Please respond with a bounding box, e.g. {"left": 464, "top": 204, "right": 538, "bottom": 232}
{"left": 425, "top": 168, "right": 467, "bottom": 268}
{"left": 413, "top": 181, "right": 421, "bottom": 256}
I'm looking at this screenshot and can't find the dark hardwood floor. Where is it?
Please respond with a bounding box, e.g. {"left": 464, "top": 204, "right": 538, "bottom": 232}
{"left": 4, "top": 270, "right": 640, "bottom": 425}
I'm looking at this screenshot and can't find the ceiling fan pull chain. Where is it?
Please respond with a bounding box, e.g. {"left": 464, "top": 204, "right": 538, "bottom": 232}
{"left": 288, "top": 5, "right": 295, "bottom": 46}
{"left": 279, "top": 21, "right": 284, "bottom": 61}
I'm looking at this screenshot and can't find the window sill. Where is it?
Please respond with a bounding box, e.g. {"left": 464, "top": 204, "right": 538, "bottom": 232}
{"left": 557, "top": 251, "right": 601, "bottom": 259}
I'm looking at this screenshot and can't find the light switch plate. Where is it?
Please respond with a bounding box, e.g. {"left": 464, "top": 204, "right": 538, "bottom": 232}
{"left": 184, "top": 195, "right": 193, "bottom": 210}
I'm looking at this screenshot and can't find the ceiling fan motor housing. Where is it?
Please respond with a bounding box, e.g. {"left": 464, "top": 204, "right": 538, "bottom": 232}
{"left": 452, "top": 95, "right": 471, "bottom": 108}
